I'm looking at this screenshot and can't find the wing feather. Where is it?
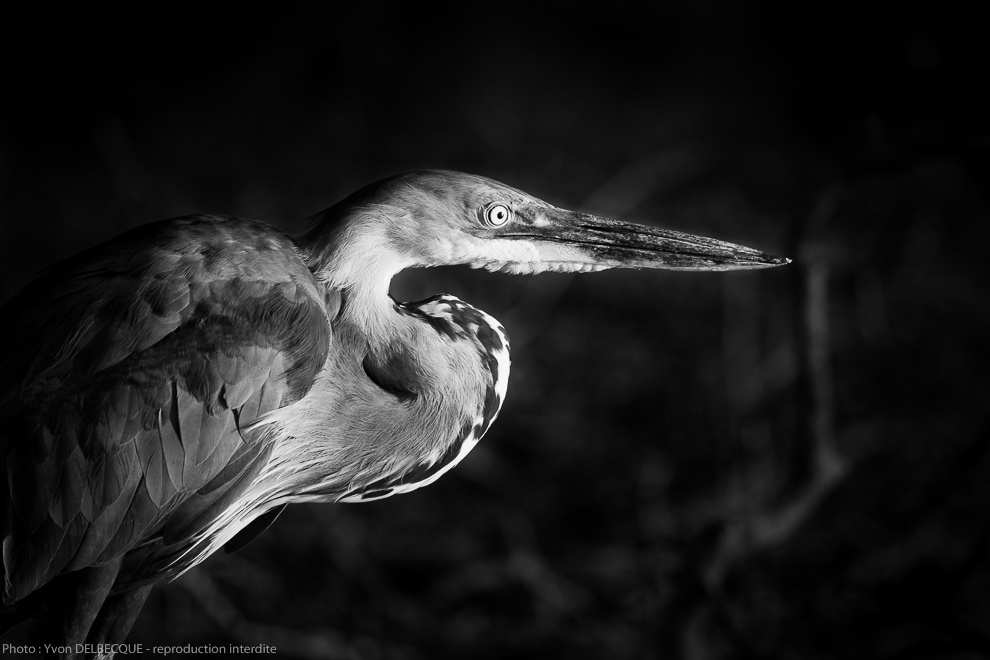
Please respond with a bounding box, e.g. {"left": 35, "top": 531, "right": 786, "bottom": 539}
{"left": 182, "top": 417, "right": 237, "bottom": 492}
{"left": 135, "top": 428, "right": 166, "bottom": 509}
{"left": 48, "top": 446, "right": 87, "bottom": 527}
{"left": 94, "top": 478, "right": 159, "bottom": 565}
{"left": 160, "top": 390, "right": 186, "bottom": 491}
{"left": 116, "top": 384, "right": 147, "bottom": 444}
{"left": 162, "top": 441, "right": 274, "bottom": 545}
{"left": 0, "top": 215, "right": 331, "bottom": 604}
{"left": 37, "top": 514, "right": 88, "bottom": 591}
{"left": 175, "top": 386, "right": 203, "bottom": 456}
{"left": 2, "top": 516, "right": 68, "bottom": 603}
{"left": 67, "top": 447, "right": 142, "bottom": 571}
{"left": 86, "top": 439, "right": 129, "bottom": 513}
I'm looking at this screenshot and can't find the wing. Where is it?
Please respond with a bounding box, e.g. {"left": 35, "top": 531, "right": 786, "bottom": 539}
{"left": 0, "top": 215, "right": 332, "bottom": 605}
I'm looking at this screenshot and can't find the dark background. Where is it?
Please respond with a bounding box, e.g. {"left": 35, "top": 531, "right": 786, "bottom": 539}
{"left": 2, "top": 4, "right": 988, "bottom": 659}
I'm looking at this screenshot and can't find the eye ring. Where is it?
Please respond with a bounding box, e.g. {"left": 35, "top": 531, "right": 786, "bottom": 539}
{"left": 485, "top": 203, "right": 511, "bottom": 227}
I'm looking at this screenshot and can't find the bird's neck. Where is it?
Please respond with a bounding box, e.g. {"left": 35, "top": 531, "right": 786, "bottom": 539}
{"left": 304, "top": 214, "right": 415, "bottom": 340}
{"left": 334, "top": 276, "right": 400, "bottom": 346}
{"left": 276, "top": 211, "right": 510, "bottom": 504}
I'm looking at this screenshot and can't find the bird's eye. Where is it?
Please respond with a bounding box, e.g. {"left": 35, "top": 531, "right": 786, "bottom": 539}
{"left": 485, "top": 204, "right": 511, "bottom": 227}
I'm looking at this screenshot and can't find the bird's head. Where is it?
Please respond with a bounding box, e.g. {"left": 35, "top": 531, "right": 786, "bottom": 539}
{"left": 304, "top": 170, "right": 788, "bottom": 292}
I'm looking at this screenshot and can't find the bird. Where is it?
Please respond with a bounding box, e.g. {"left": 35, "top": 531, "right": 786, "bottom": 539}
{"left": 0, "top": 170, "right": 788, "bottom": 656}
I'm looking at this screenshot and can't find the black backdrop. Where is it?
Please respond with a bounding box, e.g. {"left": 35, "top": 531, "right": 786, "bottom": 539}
{"left": 2, "top": 4, "right": 988, "bottom": 659}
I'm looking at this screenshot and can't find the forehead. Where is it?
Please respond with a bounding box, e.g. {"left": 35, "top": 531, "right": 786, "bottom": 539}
{"left": 410, "top": 171, "right": 550, "bottom": 209}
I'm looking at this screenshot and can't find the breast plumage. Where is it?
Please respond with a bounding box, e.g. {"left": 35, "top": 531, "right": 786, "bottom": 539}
{"left": 338, "top": 294, "right": 511, "bottom": 502}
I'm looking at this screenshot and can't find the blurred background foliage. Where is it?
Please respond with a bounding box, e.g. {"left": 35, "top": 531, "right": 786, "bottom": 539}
{"left": 1, "top": 3, "right": 987, "bottom": 659}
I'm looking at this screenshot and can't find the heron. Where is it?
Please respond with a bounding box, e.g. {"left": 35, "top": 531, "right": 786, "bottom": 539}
{"left": 0, "top": 170, "right": 787, "bottom": 656}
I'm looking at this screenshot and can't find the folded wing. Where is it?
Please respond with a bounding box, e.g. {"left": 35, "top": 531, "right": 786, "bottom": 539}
{"left": 0, "top": 215, "right": 331, "bottom": 604}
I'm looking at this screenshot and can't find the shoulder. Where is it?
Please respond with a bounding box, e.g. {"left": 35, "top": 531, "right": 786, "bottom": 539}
{"left": 7, "top": 214, "right": 318, "bottom": 310}
{"left": 0, "top": 214, "right": 330, "bottom": 400}
{"left": 60, "top": 214, "right": 317, "bottom": 294}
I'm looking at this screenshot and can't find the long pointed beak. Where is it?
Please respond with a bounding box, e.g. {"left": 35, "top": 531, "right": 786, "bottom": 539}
{"left": 505, "top": 207, "right": 790, "bottom": 272}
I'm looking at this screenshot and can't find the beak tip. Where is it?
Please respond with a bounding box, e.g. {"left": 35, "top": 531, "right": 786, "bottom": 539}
{"left": 757, "top": 251, "right": 791, "bottom": 267}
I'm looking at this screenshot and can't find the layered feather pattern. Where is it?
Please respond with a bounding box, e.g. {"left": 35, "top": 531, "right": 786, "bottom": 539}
{"left": 0, "top": 215, "right": 330, "bottom": 605}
